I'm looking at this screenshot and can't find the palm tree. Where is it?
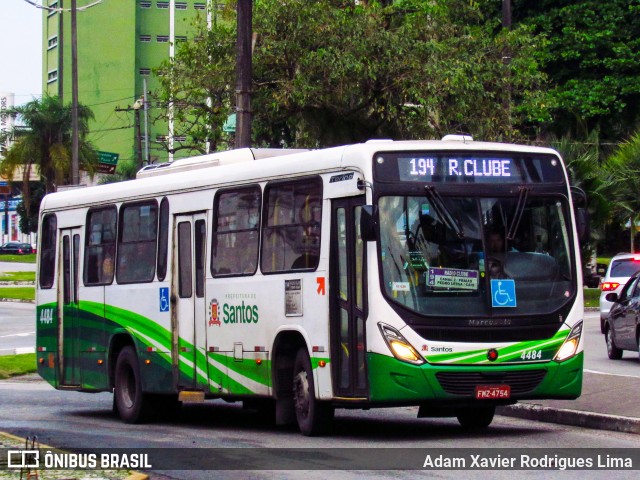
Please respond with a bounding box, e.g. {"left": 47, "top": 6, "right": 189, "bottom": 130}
{"left": 0, "top": 95, "right": 98, "bottom": 227}
{"left": 606, "top": 131, "right": 640, "bottom": 252}
{"left": 551, "top": 132, "right": 615, "bottom": 259}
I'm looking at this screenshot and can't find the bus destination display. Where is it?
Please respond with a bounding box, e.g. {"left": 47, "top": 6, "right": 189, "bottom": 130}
{"left": 398, "top": 156, "right": 518, "bottom": 182}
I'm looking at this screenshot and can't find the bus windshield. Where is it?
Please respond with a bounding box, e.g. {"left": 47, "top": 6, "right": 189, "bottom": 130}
{"left": 378, "top": 194, "right": 574, "bottom": 317}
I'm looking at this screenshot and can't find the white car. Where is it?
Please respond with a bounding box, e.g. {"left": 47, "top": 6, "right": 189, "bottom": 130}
{"left": 599, "top": 253, "right": 640, "bottom": 333}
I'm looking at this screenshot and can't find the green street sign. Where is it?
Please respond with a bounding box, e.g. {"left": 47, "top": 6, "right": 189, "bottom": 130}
{"left": 223, "top": 113, "right": 236, "bottom": 133}
{"left": 97, "top": 151, "right": 119, "bottom": 174}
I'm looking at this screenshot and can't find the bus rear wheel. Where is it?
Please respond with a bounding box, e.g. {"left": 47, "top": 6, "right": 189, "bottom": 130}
{"left": 292, "top": 348, "right": 334, "bottom": 436}
{"left": 114, "top": 346, "right": 151, "bottom": 423}
{"left": 455, "top": 406, "right": 495, "bottom": 430}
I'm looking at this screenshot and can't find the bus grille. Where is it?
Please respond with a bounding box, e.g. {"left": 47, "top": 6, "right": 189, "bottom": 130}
{"left": 435, "top": 370, "right": 547, "bottom": 396}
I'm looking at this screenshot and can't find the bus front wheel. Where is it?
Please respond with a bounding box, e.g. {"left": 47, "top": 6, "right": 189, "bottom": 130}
{"left": 114, "top": 346, "right": 151, "bottom": 423}
{"left": 455, "top": 406, "right": 495, "bottom": 430}
{"left": 292, "top": 348, "right": 334, "bottom": 436}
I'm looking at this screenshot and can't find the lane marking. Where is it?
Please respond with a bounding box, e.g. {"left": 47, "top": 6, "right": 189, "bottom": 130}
{"left": 0, "top": 332, "right": 35, "bottom": 338}
{"left": 584, "top": 368, "right": 640, "bottom": 379}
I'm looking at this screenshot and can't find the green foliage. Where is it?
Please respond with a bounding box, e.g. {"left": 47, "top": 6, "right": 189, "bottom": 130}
{"left": 0, "top": 354, "right": 37, "bottom": 379}
{"left": 0, "top": 95, "right": 99, "bottom": 234}
{"left": 16, "top": 182, "right": 45, "bottom": 234}
{"left": 0, "top": 271, "right": 35, "bottom": 282}
{"left": 0, "top": 254, "right": 36, "bottom": 263}
{"left": 515, "top": 0, "right": 640, "bottom": 140}
{"left": 154, "top": 11, "right": 237, "bottom": 154}
{"left": 604, "top": 131, "right": 640, "bottom": 251}
{"left": 0, "top": 287, "right": 35, "bottom": 301}
{"left": 154, "top": 0, "right": 552, "bottom": 148}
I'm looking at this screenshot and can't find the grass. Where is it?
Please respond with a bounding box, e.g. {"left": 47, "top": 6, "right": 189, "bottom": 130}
{"left": 584, "top": 287, "right": 600, "bottom": 308}
{"left": 0, "top": 353, "right": 37, "bottom": 379}
{"left": 0, "top": 286, "right": 35, "bottom": 301}
{"left": 0, "top": 271, "right": 35, "bottom": 282}
{"left": 0, "top": 253, "right": 36, "bottom": 263}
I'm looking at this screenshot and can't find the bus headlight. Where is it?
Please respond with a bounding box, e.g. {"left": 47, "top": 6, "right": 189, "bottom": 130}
{"left": 378, "top": 323, "right": 425, "bottom": 365}
{"left": 554, "top": 321, "right": 583, "bottom": 362}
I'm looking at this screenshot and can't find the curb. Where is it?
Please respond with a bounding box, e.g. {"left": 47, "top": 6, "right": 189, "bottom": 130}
{"left": 498, "top": 403, "right": 640, "bottom": 435}
{"left": 0, "top": 431, "right": 149, "bottom": 480}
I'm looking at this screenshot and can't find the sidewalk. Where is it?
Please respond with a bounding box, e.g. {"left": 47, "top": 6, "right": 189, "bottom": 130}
{"left": 498, "top": 370, "right": 640, "bottom": 434}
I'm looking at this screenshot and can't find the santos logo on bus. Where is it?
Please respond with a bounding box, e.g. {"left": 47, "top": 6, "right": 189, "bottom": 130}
{"left": 209, "top": 298, "right": 259, "bottom": 326}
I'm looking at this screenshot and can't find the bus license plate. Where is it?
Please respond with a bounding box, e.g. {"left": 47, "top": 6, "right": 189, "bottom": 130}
{"left": 475, "top": 385, "right": 510, "bottom": 399}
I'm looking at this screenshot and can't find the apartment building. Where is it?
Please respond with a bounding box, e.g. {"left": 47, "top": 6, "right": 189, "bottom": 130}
{"left": 43, "top": 0, "right": 217, "bottom": 172}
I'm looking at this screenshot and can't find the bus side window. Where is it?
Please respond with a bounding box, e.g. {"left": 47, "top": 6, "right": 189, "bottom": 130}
{"left": 116, "top": 201, "right": 158, "bottom": 284}
{"left": 83, "top": 206, "right": 117, "bottom": 286}
{"left": 39, "top": 213, "right": 57, "bottom": 289}
{"left": 261, "top": 177, "right": 322, "bottom": 274}
{"left": 211, "top": 185, "right": 261, "bottom": 277}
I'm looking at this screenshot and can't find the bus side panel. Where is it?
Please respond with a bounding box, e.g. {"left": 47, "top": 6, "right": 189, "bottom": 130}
{"left": 36, "top": 299, "right": 59, "bottom": 387}
{"left": 77, "top": 285, "right": 108, "bottom": 390}
{"left": 103, "top": 284, "right": 174, "bottom": 394}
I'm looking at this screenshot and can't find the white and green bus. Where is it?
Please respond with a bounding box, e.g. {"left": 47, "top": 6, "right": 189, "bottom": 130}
{"left": 36, "top": 137, "right": 587, "bottom": 435}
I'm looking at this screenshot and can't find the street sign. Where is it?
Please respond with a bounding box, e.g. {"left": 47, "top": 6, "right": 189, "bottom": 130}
{"left": 97, "top": 151, "right": 119, "bottom": 174}
{"left": 223, "top": 113, "right": 236, "bottom": 133}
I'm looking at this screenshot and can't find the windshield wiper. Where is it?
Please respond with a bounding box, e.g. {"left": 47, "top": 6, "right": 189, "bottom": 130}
{"left": 507, "top": 186, "right": 530, "bottom": 241}
{"left": 425, "top": 186, "right": 465, "bottom": 238}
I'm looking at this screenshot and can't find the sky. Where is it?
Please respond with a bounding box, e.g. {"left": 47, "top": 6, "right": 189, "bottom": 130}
{"left": 0, "top": 0, "right": 43, "bottom": 106}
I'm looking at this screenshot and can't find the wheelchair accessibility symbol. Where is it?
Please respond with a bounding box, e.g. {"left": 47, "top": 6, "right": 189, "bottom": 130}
{"left": 491, "top": 279, "right": 517, "bottom": 307}
{"left": 159, "top": 287, "right": 170, "bottom": 312}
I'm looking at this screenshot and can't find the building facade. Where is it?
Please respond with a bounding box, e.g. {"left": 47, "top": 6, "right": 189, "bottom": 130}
{"left": 42, "top": 0, "right": 216, "bottom": 173}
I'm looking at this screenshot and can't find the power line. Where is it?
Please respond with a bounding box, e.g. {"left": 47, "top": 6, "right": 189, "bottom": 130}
{"left": 21, "top": 0, "right": 103, "bottom": 13}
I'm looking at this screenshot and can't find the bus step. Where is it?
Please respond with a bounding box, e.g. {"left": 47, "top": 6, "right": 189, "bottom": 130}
{"left": 178, "top": 391, "right": 205, "bottom": 403}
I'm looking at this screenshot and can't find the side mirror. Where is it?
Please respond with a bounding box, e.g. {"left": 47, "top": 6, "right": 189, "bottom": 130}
{"left": 605, "top": 292, "right": 619, "bottom": 303}
{"left": 575, "top": 207, "right": 590, "bottom": 244}
{"left": 571, "top": 186, "right": 590, "bottom": 244}
{"left": 360, "top": 205, "right": 378, "bottom": 241}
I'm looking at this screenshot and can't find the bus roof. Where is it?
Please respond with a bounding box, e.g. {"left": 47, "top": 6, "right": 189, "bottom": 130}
{"left": 40, "top": 139, "right": 561, "bottom": 212}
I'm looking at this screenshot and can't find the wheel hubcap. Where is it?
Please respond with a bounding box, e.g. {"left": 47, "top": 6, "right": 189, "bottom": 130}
{"left": 293, "top": 370, "right": 310, "bottom": 418}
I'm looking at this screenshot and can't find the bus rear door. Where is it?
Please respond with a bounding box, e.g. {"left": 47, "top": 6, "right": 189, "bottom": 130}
{"left": 58, "top": 227, "right": 82, "bottom": 386}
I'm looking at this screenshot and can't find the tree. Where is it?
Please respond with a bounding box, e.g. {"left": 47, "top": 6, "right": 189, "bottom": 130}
{"left": 550, "top": 131, "right": 615, "bottom": 260}
{"left": 154, "top": 0, "right": 552, "bottom": 149}
{"left": 605, "top": 131, "right": 640, "bottom": 252}
{"left": 154, "top": 12, "right": 236, "bottom": 155}
{"left": 514, "top": 0, "right": 640, "bottom": 141}
{"left": 0, "top": 95, "right": 98, "bottom": 230}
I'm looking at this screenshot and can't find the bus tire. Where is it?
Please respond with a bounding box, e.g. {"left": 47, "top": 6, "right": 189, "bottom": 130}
{"left": 292, "top": 348, "right": 334, "bottom": 436}
{"left": 114, "top": 346, "right": 151, "bottom": 423}
{"left": 605, "top": 325, "right": 623, "bottom": 360}
{"left": 455, "top": 406, "right": 495, "bottom": 430}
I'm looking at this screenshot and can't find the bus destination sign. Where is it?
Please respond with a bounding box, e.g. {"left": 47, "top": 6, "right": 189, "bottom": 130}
{"left": 398, "top": 156, "right": 517, "bottom": 182}
{"left": 373, "top": 151, "right": 565, "bottom": 185}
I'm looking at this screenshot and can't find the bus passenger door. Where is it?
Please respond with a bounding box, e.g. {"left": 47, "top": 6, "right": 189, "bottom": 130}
{"left": 330, "top": 196, "right": 368, "bottom": 398}
{"left": 59, "top": 227, "right": 82, "bottom": 386}
{"left": 173, "top": 213, "right": 208, "bottom": 391}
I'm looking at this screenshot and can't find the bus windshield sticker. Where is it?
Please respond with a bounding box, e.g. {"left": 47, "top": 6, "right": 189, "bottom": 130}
{"left": 491, "top": 279, "right": 517, "bottom": 307}
{"left": 427, "top": 267, "right": 478, "bottom": 290}
{"left": 285, "top": 279, "right": 303, "bottom": 317}
{"left": 392, "top": 282, "right": 411, "bottom": 292}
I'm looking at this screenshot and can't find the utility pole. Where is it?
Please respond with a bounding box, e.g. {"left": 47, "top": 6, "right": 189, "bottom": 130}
{"left": 143, "top": 77, "right": 150, "bottom": 165}
{"left": 71, "top": 0, "right": 80, "bottom": 184}
{"left": 502, "top": 0, "right": 512, "bottom": 28}
{"left": 502, "top": 0, "right": 512, "bottom": 141}
{"left": 116, "top": 100, "right": 145, "bottom": 169}
{"left": 235, "top": 0, "right": 252, "bottom": 148}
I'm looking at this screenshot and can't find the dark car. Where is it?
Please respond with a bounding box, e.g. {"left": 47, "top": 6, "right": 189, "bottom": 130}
{"left": 603, "top": 270, "right": 640, "bottom": 361}
{"left": 0, "top": 242, "right": 34, "bottom": 255}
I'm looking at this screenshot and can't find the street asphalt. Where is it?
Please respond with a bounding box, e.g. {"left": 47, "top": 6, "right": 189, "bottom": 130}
{"left": 1, "top": 258, "right": 638, "bottom": 436}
